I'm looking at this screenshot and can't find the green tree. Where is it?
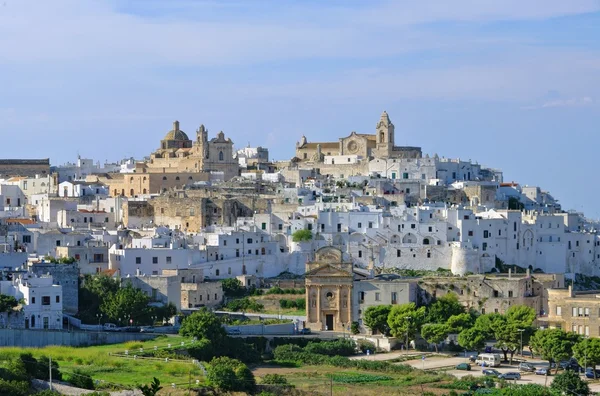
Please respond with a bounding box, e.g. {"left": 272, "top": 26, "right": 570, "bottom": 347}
{"left": 425, "top": 293, "right": 465, "bottom": 324}
{"left": 550, "top": 370, "right": 590, "bottom": 395}
{"left": 363, "top": 305, "right": 391, "bottom": 335}
{"left": 458, "top": 327, "right": 487, "bottom": 352}
{"left": 530, "top": 329, "right": 580, "bottom": 374}
{"left": 446, "top": 313, "right": 474, "bottom": 333}
{"left": 221, "top": 278, "right": 246, "bottom": 298}
{"left": 261, "top": 374, "right": 289, "bottom": 385}
{"left": 0, "top": 295, "right": 19, "bottom": 313}
{"left": 292, "top": 229, "right": 313, "bottom": 242}
{"left": 138, "top": 377, "right": 162, "bottom": 396}
{"left": 350, "top": 321, "right": 360, "bottom": 335}
{"left": 494, "top": 305, "right": 536, "bottom": 364}
{"left": 78, "top": 274, "right": 120, "bottom": 323}
{"left": 387, "top": 303, "right": 426, "bottom": 348}
{"left": 179, "top": 308, "right": 227, "bottom": 345}
{"left": 573, "top": 337, "right": 600, "bottom": 379}
{"left": 152, "top": 302, "right": 177, "bottom": 324}
{"left": 206, "top": 357, "right": 255, "bottom": 393}
{"left": 101, "top": 282, "right": 152, "bottom": 325}
{"left": 421, "top": 323, "right": 449, "bottom": 352}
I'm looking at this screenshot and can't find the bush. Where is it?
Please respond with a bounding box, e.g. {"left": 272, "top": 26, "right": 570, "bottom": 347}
{"left": 292, "top": 229, "right": 312, "bottom": 242}
{"left": 304, "top": 339, "right": 356, "bottom": 356}
{"left": 351, "top": 321, "right": 360, "bottom": 335}
{"left": 67, "top": 369, "right": 95, "bottom": 390}
{"left": 206, "top": 357, "right": 255, "bottom": 393}
{"left": 357, "top": 339, "right": 376, "bottom": 353}
{"left": 225, "top": 298, "right": 264, "bottom": 312}
{"left": 279, "top": 298, "right": 306, "bottom": 310}
{"left": 261, "top": 374, "right": 289, "bottom": 385}
{"left": 0, "top": 379, "right": 29, "bottom": 396}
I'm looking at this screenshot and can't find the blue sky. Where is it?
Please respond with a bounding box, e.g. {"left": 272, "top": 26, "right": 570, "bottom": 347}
{"left": 1, "top": 1, "right": 599, "bottom": 216}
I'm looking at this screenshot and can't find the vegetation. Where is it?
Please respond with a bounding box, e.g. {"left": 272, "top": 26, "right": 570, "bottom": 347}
{"left": 0, "top": 294, "right": 20, "bottom": 313}
{"left": 224, "top": 297, "right": 264, "bottom": 312}
{"left": 138, "top": 377, "right": 162, "bottom": 396}
{"left": 363, "top": 305, "right": 391, "bottom": 335}
{"left": 179, "top": 308, "right": 227, "bottom": 345}
{"left": 279, "top": 298, "right": 305, "bottom": 310}
{"left": 387, "top": 302, "right": 426, "bottom": 346}
{"left": 206, "top": 356, "right": 255, "bottom": 393}
{"left": 530, "top": 328, "right": 580, "bottom": 373}
{"left": 266, "top": 287, "right": 305, "bottom": 295}
{"left": 261, "top": 373, "right": 289, "bottom": 385}
{"left": 573, "top": 337, "right": 600, "bottom": 379}
{"left": 221, "top": 278, "right": 246, "bottom": 298}
{"left": 292, "top": 229, "right": 313, "bottom": 242}
{"left": 550, "top": 370, "right": 590, "bottom": 395}
{"left": 42, "top": 255, "right": 77, "bottom": 264}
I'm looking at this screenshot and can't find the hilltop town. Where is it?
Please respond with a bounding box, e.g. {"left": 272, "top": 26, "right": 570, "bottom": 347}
{"left": 1, "top": 112, "right": 599, "bottom": 394}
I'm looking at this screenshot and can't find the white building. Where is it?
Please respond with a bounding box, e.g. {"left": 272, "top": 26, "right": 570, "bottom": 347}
{"left": 0, "top": 273, "right": 63, "bottom": 330}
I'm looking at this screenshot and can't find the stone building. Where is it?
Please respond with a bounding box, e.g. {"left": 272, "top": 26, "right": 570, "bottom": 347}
{"left": 295, "top": 112, "right": 421, "bottom": 162}
{"left": 543, "top": 286, "right": 600, "bottom": 337}
{"left": 0, "top": 159, "right": 50, "bottom": 178}
{"left": 305, "top": 247, "right": 354, "bottom": 332}
{"left": 148, "top": 121, "right": 239, "bottom": 181}
{"left": 28, "top": 262, "right": 79, "bottom": 314}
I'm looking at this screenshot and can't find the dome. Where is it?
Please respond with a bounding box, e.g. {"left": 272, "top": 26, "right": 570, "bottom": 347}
{"left": 163, "top": 121, "right": 190, "bottom": 141}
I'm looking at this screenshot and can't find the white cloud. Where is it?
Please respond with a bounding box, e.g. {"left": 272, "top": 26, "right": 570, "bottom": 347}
{"left": 522, "top": 96, "right": 594, "bottom": 110}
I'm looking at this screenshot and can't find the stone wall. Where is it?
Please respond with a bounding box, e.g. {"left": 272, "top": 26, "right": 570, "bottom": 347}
{"left": 29, "top": 263, "right": 80, "bottom": 314}
{"left": 0, "top": 159, "right": 50, "bottom": 178}
{"left": 0, "top": 328, "right": 156, "bottom": 347}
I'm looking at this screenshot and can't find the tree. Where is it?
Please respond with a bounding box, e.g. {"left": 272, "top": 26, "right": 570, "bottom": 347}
{"left": 363, "top": 305, "right": 391, "bottom": 335}
{"left": 446, "top": 313, "right": 474, "bottom": 334}
{"left": 101, "top": 282, "right": 152, "bottom": 325}
{"left": 152, "top": 302, "right": 177, "bottom": 324}
{"left": 458, "top": 327, "right": 487, "bottom": 352}
{"left": 78, "top": 274, "right": 120, "bottom": 323}
{"left": 0, "top": 295, "right": 19, "bottom": 313}
{"left": 262, "top": 374, "right": 289, "bottom": 385}
{"left": 138, "top": 377, "right": 162, "bottom": 396}
{"left": 574, "top": 337, "right": 600, "bottom": 379}
{"left": 292, "top": 229, "right": 312, "bottom": 242}
{"left": 530, "top": 329, "right": 580, "bottom": 374}
{"left": 421, "top": 324, "right": 449, "bottom": 352}
{"left": 425, "top": 293, "right": 465, "bottom": 324}
{"left": 179, "top": 308, "right": 227, "bottom": 345}
{"left": 221, "top": 278, "right": 246, "bottom": 298}
{"left": 387, "top": 303, "right": 426, "bottom": 347}
{"left": 206, "top": 357, "right": 255, "bottom": 393}
{"left": 494, "top": 305, "right": 536, "bottom": 364}
{"left": 550, "top": 370, "right": 590, "bottom": 396}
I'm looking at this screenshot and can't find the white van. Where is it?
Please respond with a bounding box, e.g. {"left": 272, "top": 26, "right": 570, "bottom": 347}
{"left": 475, "top": 353, "right": 501, "bottom": 367}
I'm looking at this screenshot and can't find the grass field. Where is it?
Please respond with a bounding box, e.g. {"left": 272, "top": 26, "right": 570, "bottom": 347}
{"left": 0, "top": 335, "right": 205, "bottom": 389}
{"left": 249, "top": 293, "right": 306, "bottom": 316}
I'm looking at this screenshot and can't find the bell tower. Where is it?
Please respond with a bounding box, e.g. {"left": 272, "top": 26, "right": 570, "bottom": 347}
{"left": 374, "top": 111, "right": 394, "bottom": 158}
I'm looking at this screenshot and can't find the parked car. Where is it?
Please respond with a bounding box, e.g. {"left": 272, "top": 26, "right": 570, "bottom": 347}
{"left": 103, "top": 323, "right": 118, "bottom": 331}
{"left": 299, "top": 328, "right": 311, "bottom": 335}
{"left": 560, "top": 359, "right": 580, "bottom": 371}
{"left": 519, "top": 363, "right": 536, "bottom": 372}
{"left": 484, "top": 346, "right": 493, "bottom": 353}
{"left": 469, "top": 355, "right": 477, "bottom": 363}
{"left": 482, "top": 369, "right": 501, "bottom": 376}
{"left": 456, "top": 363, "right": 471, "bottom": 371}
{"left": 585, "top": 368, "right": 600, "bottom": 379}
{"left": 227, "top": 329, "right": 241, "bottom": 335}
{"left": 535, "top": 368, "right": 550, "bottom": 376}
{"left": 498, "top": 372, "right": 521, "bottom": 380}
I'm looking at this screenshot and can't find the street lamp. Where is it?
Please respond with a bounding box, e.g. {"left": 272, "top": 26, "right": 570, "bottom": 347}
{"left": 517, "top": 329, "right": 525, "bottom": 357}
{"left": 405, "top": 316, "right": 412, "bottom": 351}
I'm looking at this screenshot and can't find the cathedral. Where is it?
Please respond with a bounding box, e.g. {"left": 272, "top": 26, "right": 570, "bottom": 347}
{"left": 148, "top": 121, "right": 239, "bottom": 181}
{"left": 295, "top": 111, "right": 421, "bottom": 162}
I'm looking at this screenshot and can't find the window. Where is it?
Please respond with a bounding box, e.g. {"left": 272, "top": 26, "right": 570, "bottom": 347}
{"left": 579, "top": 307, "right": 584, "bottom": 317}
{"left": 391, "top": 292, "right": 397, "bottom": 304}
{"left": 586, "top": 326, "right": 590, "bottom": 336}
{"left": 359, "top": 291, "right": 365, "bottom": 302}
{"left": 215, "top": 293, "right": 218, "bottom": 300}
{"left": 397, "top": 249, "right": 401, "bottom": 257}
{"left": 468, "top": 231, "right": 473, "bottom": 237}
{"left": 411, "top": 224, "right": 416, "bottom": 229}
{"left": 152, "top": 257, "right": 158, "bottom": 264}
{"left": 199, "top": 295, "right": 203, "bottom": 301}
{"left": 573, "top": 307, "right": 578, "bottom": 317}
{"left": 247, "top": 238, "right": 253, "bottom": 244}
{"left": 261, "top": 222, "right": 266, "bottom": 230}
{"left": 482, "top": 242, "right": 487, "bottom": 251}
{"left": 337, "top": 224, "right": 342, "bottom": 232}
{"left": 236, "top": 238, "right": 240, "bottom": 244}
{"left": 428, "top": 226, "right": 432, "bottom": 232}
{"left": 216, "top": 269, "right": 220, "bottom": 276}
{"left": 31, "top": 297, "right": 35, "bottom": 304}
{"left": 236, "top": 249, "right": 240, "bottom": 257}
{"left": 166, "top": 256, "right": 172, "bottom": 264}
{"left": 56, "top": 296, "right": 60, "bottom": 303}
{"left": 358, "top": 222, "right": 362, "bottom": 228}
{"left": 556, "top": 306, "right": 562, "bottom": 316}
{"left": 358, "top": 250, "right": 362, "bottom": 258}
{"left": 494, "top": 290, "right": 499, "bottom": 298}
{"left": 22, "top": 235, "right": 31, "bottom": 243}
{"left": 43, "top": 317, "right": 49, "bottom": 329}
{"left": 56, "top": 240, "right": 61, "bottom": 246}
{"left": 508, "top": 291, "right": 513, "bottom": 298}
{"left": 219, "top": 151, "right": 224, "bottom": 161}
{"left": 498, "top": 229, "right": 501, "bottom": 236}
{"left": 585, "top": 307, "right": 590, "bottom": 317}
{"left": 483, "top": 230, "right": 489, "bottom": 238}
{"left": 223, "top": 240, "right": 227, "bottom": 246}
{"left": 136, "top": 257, "right": 141, "bottom": 264}
{"left": 375, "top": 292, "right": 380, "bottom": 301}
{"left": 42, "top": 296, "right": 51, "bottom": 306}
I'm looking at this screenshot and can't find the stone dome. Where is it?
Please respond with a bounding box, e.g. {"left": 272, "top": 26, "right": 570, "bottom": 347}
{"left": 164, "top": 121, "right": 190, "bottom": 141}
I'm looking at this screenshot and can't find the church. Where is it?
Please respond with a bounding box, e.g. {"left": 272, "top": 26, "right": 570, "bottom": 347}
{"left": 295, "top": 111, "right": 421, "bottom": 162}
{"left": 148, "top": 121, "right": 239, "bottom": 181}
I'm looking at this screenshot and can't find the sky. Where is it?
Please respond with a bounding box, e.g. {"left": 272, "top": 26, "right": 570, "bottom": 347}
{"left": 1, "top": 1, "right": 599, "bottom": 216}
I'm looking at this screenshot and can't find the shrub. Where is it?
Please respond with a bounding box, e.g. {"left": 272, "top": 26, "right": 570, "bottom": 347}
{"left": 0, "top": 379, "right": 29, "bottom": 396}
{"left": 206, "top": 357, "right": 255, "bottom": 393}
{"left": 351, "top": 321, "right": 360, "bottom": 335}
{"left": 292, "top": 229, "right": 312, "bottom": 242}
{"left": 225, "top": 298, "right": 264, "bottom": 312}
{"left": 304, "top": 339, "right": 356, "bottom": 356}
{"left": 67, "top": 369, "right": 95, "bottom": 390}
{"left": 262, "top": 374, "right": 289, "bottom": 385}
{"left": 357, "top": 339, "right": 376, "bottom": 353}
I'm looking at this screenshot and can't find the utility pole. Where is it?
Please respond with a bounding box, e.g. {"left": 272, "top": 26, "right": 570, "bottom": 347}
{"left": 49, "top": 356, "right": 52, "bottom": 391}
{"left": 330, "top": 375, "right": 333, "bottom": 396}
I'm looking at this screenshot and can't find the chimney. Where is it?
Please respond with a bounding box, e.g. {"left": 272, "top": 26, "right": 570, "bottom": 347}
{"left": 508, "top": 268, "right": 512, "bottom": 278}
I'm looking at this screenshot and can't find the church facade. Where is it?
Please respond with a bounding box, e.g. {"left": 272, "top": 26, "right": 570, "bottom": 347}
{"left": 305, "top": 247, "right": 354, "bottom": 332}
{"left": 295, "top": 111, "right": 421, "bottom": 162}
